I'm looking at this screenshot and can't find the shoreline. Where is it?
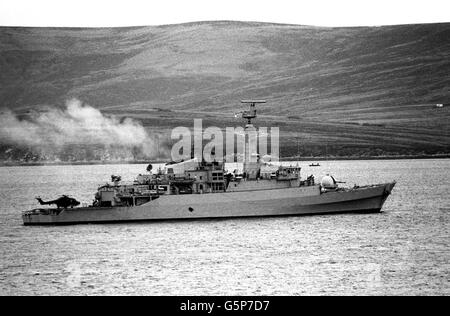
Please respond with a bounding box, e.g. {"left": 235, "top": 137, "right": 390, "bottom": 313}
{"left": 281, "top": 153, "right": 450, "bottom": 161}
{"left": 0, "top": 154, "right": 449, "bottom": 167}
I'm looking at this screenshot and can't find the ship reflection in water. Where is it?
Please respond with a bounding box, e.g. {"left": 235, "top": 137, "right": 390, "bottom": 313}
{"left": 0, "top": 159, "right": 448, "bottom": 295}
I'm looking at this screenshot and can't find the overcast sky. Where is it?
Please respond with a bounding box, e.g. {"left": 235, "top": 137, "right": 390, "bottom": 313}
{"left": 0, "top": 0, "right": 449, "bottom": 27}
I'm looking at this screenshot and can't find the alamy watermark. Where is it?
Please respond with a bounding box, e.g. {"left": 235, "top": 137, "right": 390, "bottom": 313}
{"left": 170, "top": 119, "right": 279, "bottom": 163}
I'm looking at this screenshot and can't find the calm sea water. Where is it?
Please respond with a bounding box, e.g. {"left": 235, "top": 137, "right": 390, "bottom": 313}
{"left": 0, "top": 159, "right": 449, "bottom": 296}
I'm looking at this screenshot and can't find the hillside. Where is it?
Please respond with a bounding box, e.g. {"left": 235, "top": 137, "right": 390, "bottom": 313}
{"left": 0, "top": 21, "right": 449, "bottom": 161}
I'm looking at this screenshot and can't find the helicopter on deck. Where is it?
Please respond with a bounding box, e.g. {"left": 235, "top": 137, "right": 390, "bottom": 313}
{"left": 35, "top": 195, "right": 80, "bottom": 209}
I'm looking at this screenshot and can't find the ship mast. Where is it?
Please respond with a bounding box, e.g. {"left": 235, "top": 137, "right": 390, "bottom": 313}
{"left": 240, "top": 100, "right": 266, "bottom": 179}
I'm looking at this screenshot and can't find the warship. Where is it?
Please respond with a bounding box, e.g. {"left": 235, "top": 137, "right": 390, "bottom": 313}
{"left": 22, "top": 100, "right": 396, "bottom": 225}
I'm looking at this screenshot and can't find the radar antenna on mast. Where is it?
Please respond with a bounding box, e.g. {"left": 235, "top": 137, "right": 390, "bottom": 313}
{"left": 240, "top": 100, "right": 266, "bottom": 125}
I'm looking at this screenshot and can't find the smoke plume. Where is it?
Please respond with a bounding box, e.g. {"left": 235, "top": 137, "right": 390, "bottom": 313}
{"left": 0, "top": 99, "right": 165, "bottom": 162}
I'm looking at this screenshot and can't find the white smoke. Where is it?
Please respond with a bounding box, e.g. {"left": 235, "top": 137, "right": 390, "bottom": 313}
{"left": 0, "top": 99, "right": 164, "bottom": 160}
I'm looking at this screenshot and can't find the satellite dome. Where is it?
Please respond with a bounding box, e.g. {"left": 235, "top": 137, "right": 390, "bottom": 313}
{"left": 321, "top": 175, "right": 337, "bottom": 189}
{"left": 261, "top": 154, "right": 273, "bottom": 163}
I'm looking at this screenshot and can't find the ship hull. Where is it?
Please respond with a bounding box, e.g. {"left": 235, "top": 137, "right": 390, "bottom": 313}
{"left": 22, "top": 182, "right": 395, "bottom": 225}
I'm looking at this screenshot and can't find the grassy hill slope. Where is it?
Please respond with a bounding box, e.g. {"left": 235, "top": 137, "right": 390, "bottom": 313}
{"left": 0, "top": 21, "right": 449, "bottom": 160}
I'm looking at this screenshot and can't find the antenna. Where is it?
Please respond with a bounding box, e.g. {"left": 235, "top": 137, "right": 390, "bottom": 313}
{"left": 240, "top": 100, "right": 266, "bottom": 125}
